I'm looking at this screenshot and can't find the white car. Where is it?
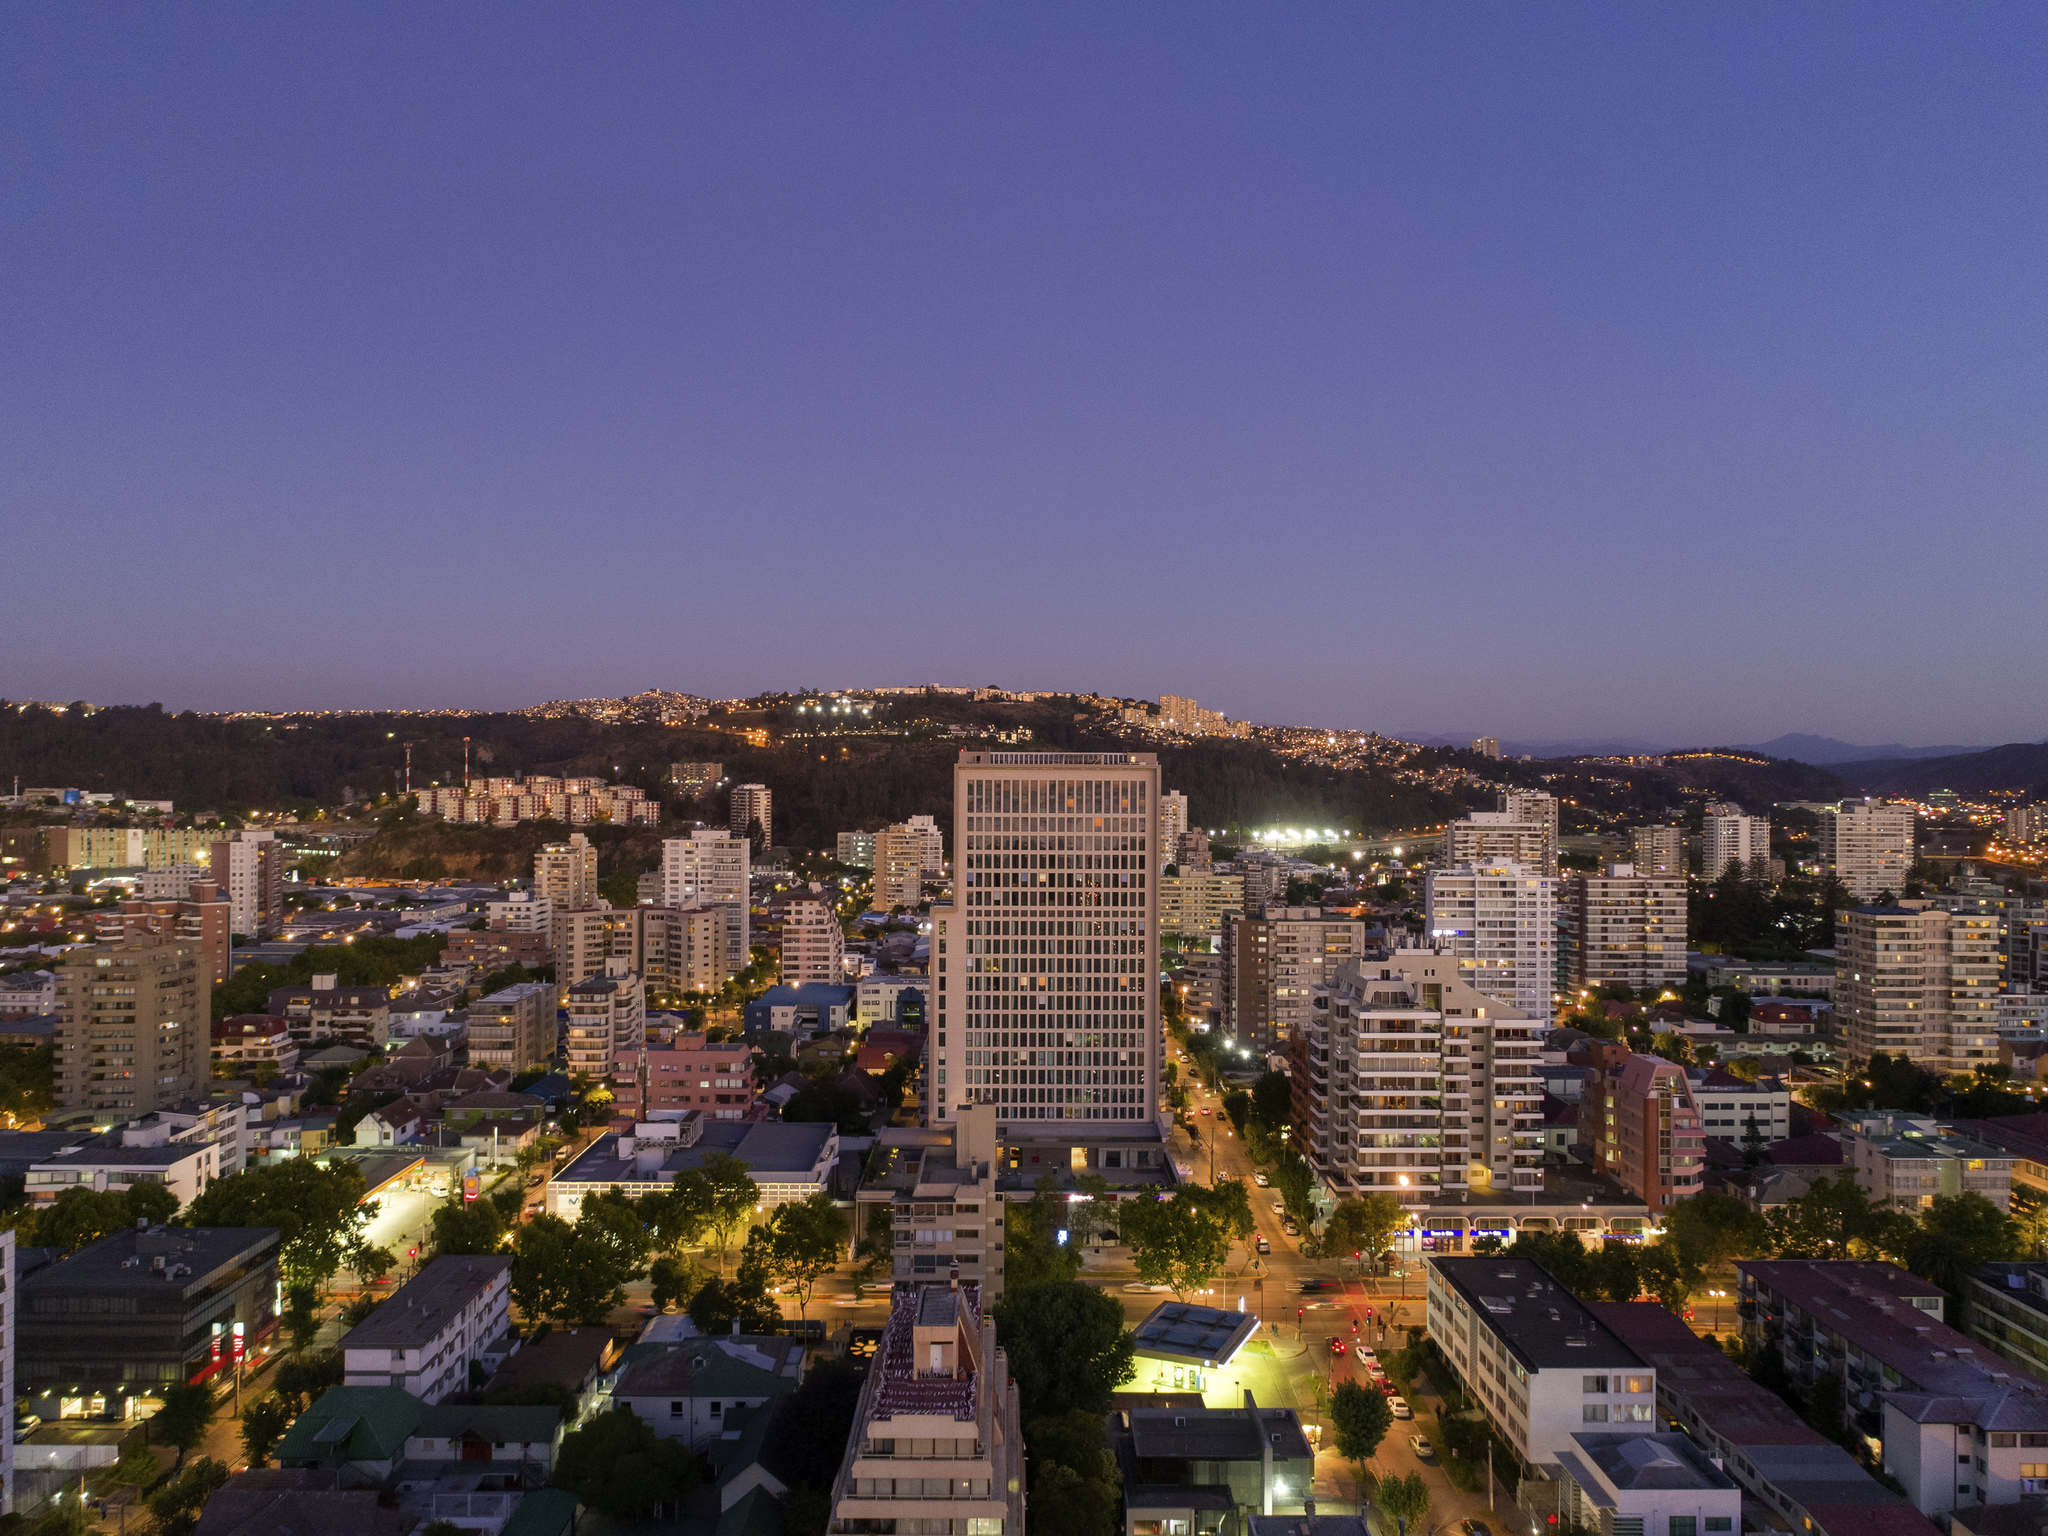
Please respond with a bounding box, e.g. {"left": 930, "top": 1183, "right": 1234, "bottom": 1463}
{"left": 1389, "top": 1396, "right": 1412, "bottom": 1420}
{"left": 1270, "top": 1199, "right": 1285, "bottom": 1215}
{"left": 1408, "top": 1434, "right": 1433, "bottom": 1458}
{"left": 1254, "top": 1172, "right": 1270, "bottom": 1187}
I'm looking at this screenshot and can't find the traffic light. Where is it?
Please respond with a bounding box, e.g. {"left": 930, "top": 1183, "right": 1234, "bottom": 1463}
{"left": 408, "top": 1246, "right": 418, "bottom": 1258}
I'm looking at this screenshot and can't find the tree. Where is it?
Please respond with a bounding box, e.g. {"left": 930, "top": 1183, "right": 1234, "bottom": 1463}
{"left": 1766, "top": 1170, "right": 1886, "bottom": 1259}
{"left": 1005, "top": 1174, "right": 1083, "bottom": 1293}
{"left": 1252, "top": 1070, "right": 1293, "bottom": 1128}
{"left": 240, "top": 1396, "right": 294, "bottom": 1468}
{"left": 512, "top": 1205, "right": 647, "bottom": 1325}
{"left": 650, "top": 1254, "right": 704, "bottom": 1313}
{"left": 1271, "top": 1148, "right": 1314, "bottom": 1227}
{"left": 553, "top": 1407, "right": 700, "bottom": 1518}
{"left": 1323, "top": 1194, "right": 1405, "bottom": 1271}
{"left": 1635, "top": 1241, "right": 1700, "bottom": 1314}
{"left": 852, "top": 1203, "right": 893, "bottom": 1283}
{"left": 271, "top": 1349, "right": 343, "bottom": 1415}
{"left": 430, "top": 1192, "right": 508, "bottom": 1256}
{"left": 1902, "top": 1193, "right": 2021, "bottom": 1326}
{"left": 1378, "top": 1470, "right": 1431, "bottom": 1535}
{"left": 1329, "top": 1379, "right": 1392, "bottom": 1475}
{"left": 146, "top": 1457, "right": 229, "bottom": 1536}
{"left": 150, "top": 1383, "right": 217, "bottom": 1471}
{"left": 282, "top": 1282, "right": 322, "bottom": 1354}
{"left": 1029, "top": 1460, "right": 1120, "bottom": 1536}
{"left": 1664, "top": 1192, "right": 1767, "bottom": 1272}
{"left": 1067, "top": 1172, "right": 1112, "bottom": 1249}
{"left": 675, "top": 1153, "right": 759, "bottom": 1273}
{"left": 764, "top": 1192, "right": 848, "bottom": 1329}
{"left": 1502, "top": 1230, "right": 1595, "bottom": 1296}
{"left": 1122, "top": 1191, "right": 1235, "bottom": 1300}
{"left": 689, "top": 1268, "right": 781, "bottom": 1335}
{"left": 991, "top": 1281, "right": 1136, "bottom": 1419}
{"left": 1587, "top": 1240, "right": 1642, "bottom": 1303}
{"left": 181, "top": 1160, "right": 371, "bottom": 1290}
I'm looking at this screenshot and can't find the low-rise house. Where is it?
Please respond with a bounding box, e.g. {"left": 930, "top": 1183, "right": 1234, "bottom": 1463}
{"left": 549, "top": 1118, "right": 838, "bottom": 1219}
{"left": 612, "top": 1334, "right": 804, "bottom": 1448}
{"left": 483, "top": 1327, "right": 621, "bottom": 1418}
{"left": 193, "top": 1468, "right": 420, "bottom": 1536}
{"left": 1110, "top": 1391, "right": 1315, "bottom": 1536}
{"left": 276, "top": 1386, "right": 423, "bottom": 1484}
{"left": 340, "top": 1255, "right": 513, "bottom": 1404}
{"left": 1555, "top": 1432, "right": 1742, "bottom": 1536}
{"left": 404, "top": 1403, "right": 564, "bottom": 1474}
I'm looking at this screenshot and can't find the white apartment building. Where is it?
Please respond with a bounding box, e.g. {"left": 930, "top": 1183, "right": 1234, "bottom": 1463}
{"left": 535, "top": 834, "right": 599, "bottom": 910}
{"left": 1446, "top": 812, "right": 1556, "bottom": 876}
{"left": 484, "top": 891, "right": 553, "bottom": 932}
{"left": 340, "top": 1256, "right": 512, "bottom": 1405}
{"left": 1626, "top": 825, "right": 1685, "bottom": 880}
{"left": 1834, "top": 1112, "right": 2014, "bottom": 1211}
{"left": 1159, "top": 871, "right": 1245, "bottom": 941}
{"left": 1159, "top": 791, "right": 1189, "bottom": 863}
{"left": 903, "top": 814, "right": 944, "bottom": 874}
{"left": 1426, "top": 1256, "right": 1656, "bottom": 1469}
{"left": 1566, "top": 866, "right": 1687, "bottom": 994}
{"left": 1836, "top": 901, "right": 2000, "bottom": 1070}
{"left": 1821, "top": 800, "right": 1916, "bottom": 901}
{"left": 660, "top": 830, "right": 750, "bottom": 970}
{"left": 929, "top": 750, "right": 1159, "bottom": 1128}
{"left": 563, "top": 968, "right": 645, "bottom": 1078}
{"left": 1425, "top": 861, "right": 1557, "bottom": 1021}
{"left": 1702, "top": 803, "right": 1771, "bottom": 879}
{"left": 779, "top": 887, "right": 845, "bottom": 985}
{"left": 1685, "top": 1070, "right": 1792, "bottom": 1143}
{"left": 858, "top": 976, "right": 929, "bottom": 1027}
{"left": 1298, "top": 951, "right": 1543, "bottom": 1201}
{"left": 1221, "top": 907, "right": 1372, "bottom": 1053}
{"left": 207, "top": 829, "right": 281, "bottom": 938}
{"left": 730, "top": 783, "right": 772, "bottom": 845}
{"left": 836, "top": 830, "right": 876, "bottom": 869}
{"left": 873, "top": 822, "right": 930, "bottom": 910}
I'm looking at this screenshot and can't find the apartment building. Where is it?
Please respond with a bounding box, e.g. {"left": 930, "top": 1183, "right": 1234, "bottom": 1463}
{"left": 1968, "top": 1264, "right": 2048, "bottom": 1385}
{"left": 1425, "top": 861, "right": 1557, "bottom": 1020}
{"left": 266, "top": 975, "right": 392, "bottom": 1049}
{"left": 1220, "top": 907, "right": 1372, "bottom": 1052}
{"left": 1577, "top": 1049, "right": 1705, "bottom": 1211}
{"left": 874, "top": 822, "right": 937, "bottom": 910}
{"left": 1837, "top": 902, "right": 2000, "bottom": 1070}
{"left": 660, "top": 830, "right": 750, "bottom": 970}
{"left": 1685, "top": 1068, "right": 1792, "bottom": 1143}
{"left": 1555, "top": 1433, "right": 1743, "bottom": 1536}
{"left": 563, "top": 969, "right": 645, "bottom": 1078}
{"left": 1474, "top": 737, "right": 1502, "bottom": 759}
{"left": 611, "top": 1025, "right": 758, "bottom": 1121}
{"left": 836, "top": 831, "right": 877, "bottom": 870}
{"left": 858, "top": 1104, "right": 1007, "bottom": 1295}
{"left": 1294, "top": 951, "right": 1543, "bottom": 1202}
{"left": 1627, "top": 825, "right": 1685, "bottom": 880}
{"left": 1426, "top": 1256, "right": 1655, "bottom": 1468}
{"left": 1834, "top": 1112, "right": 2014, "bottom": 1210}
{"left": 730, "top": 783, "right": 772, "bottom": 845}
{"left": 857, "top": 976, "right": 929, "bottom": 1029}
{"left": 484, "top": 891, "right": 552, "bottom": 933}
{"left": 825, "top": 1282, "right": 1025, "bottom": 1536}
{"left": 213, "top": 1014, "right": 300, "bottom": 1072}
{"left": 1159, "top": 871, "right": 1244, "bottom": 941}
{"left": 467, "top": 982, "right": 557, "bottom": 1073}
{"left": 1703, "top": 803, "right": 1771, "bottom": 880}
{"left": 1565, "top": 866, "right": 1687, "bottom": 994}
{"left": 1740, "top": 1260, "right": 2048, "bottom": 1518}
{"left": 535, "top": 833, "right": 599, "bottom": 910}
{"left": 779, "top": 886, "right": 845, "bottom": 985}
{"left": 1446, "top": 812, "right": 1556, "bottom": 876}
{"left": 1821, "top": 801, "right": 1917, "bottom": 901}
{"left": 670, "top": 762, "right": 722, "bottom": 796}
{"left": 339, "top": 1256, "right": 512, "bottom": 1405}
{"left": 1159, "top": 791, "right": 1189, "bottom": 863}
{"left": 100, "top": 887, "right": 230, "bottom": 986}
{"left": 54, "top": 933, "right": 210, "bottom": 1116}
{"left": 929, "top": 751, "right": 1159, "bottom": 1129}
{"left": 207, "top": 830, "right": 282, "bottom": 938}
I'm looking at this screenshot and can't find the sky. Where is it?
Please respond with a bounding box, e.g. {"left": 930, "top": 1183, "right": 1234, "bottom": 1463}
{"left": 5, "top": 5, "right": 2046, "bottom": 746}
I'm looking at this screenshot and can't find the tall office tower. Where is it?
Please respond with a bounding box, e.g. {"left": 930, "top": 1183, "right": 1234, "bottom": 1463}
{"left": 1472, "top": 737, "right": 1502, "bottom": 759}
{"left": 729, "top": 782, "right": 773, "bottom": 846}
{"left": 836, "top": 830, "right": 877, "bottom": 870}
{"left": 1837, "top": 902, "right": 1999, "bottom": 1071}
{"left": 1424, "top": 861, "right": 1557, "bottom": 1020}
{"left": 535, "top": 833, "right": 599, "bottom": 910}
{"left": 563, "top": 968, "right": 645, "bottom": 1078}
{"left": 54, "top": 933, "right": 210, "bottom": 1115}
{"left": 206, "top": 829, "right": 282, "bottom": 938}
{"left": 1702, "top": 802, "right": 1772, "bottom": 879}
{"left": 1820, "top": 800, "right": 1916, "bottom": 900}
{"left": 1292, "top": 951, "right": 1542, "bottom": 1201}
{"left": 1627, "top": 825, "right": 1685, "bottom": 880}
{"left": 467, "top": 981, "right": 558, "bottom": 1072}
{"left": 779, "top": 887, "right": 845, "bottom": 984}
{"left": 660, "top": 830, "right": 751, "bottom": 970}
{"left": 1220, "top": 907, "right": 1372, "bottom": 1053}
{"left": 929, "top": 751, "right": 1159, "bottom": 1128}
{"left": 874, "top": 820, "right": 938, "bottom": 909}
{"left": 1445, "top": 812, "right": 1555, "bottom": 875}
{"left": 1565, "top": 866, "right": 1687, "bottom": 994}
{"left": 1158, "top": 791, "right": 1189, "bottom": 864}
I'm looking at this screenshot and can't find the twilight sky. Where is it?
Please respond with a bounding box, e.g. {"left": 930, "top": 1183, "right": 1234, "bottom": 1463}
{"left": 6, "top": 6, "right": 2046, "bottom": 745}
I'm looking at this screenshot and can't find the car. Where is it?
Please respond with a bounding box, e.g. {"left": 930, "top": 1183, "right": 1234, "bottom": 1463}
{"left": 1328, "top": 1337, "right": 1347, "bottom": 1355}
{"left": 1408, "top": 1435, "right": 1433, "bottom": 1458}
{"left": 1255, "top": 1235, "right": 1271, "bottom": 1254}
{"left": 13, "top": 1414, "right": 41, "bottom": 1438}
{"left": 1200, "top": 1106, "right": 1213, "bottom": 1115}
{"left": 1356, "top": 1347, "right": 1377, "bottom": 1364}
{"left": 1282, "top": 1220, "right": 1300, "bottom": 1237}
{"left": 1377, "top": 1377, "right": 1397, "bottom": 1395}
{"left": 1389, "top": 1396, "right": 1412, "bottom": 1419}
{"left": 1254, "top": 1172, "right": 1270, "bottom": 1187}
{"left": 1123, "top": 1282, "right": 1173, "bottom": 1293}
{"left": 1270, "top": 1200, "right": 1285, "bottom": 1215}
{"left": 1462, "top": 1522, "right": 1494, "bottom": 1536}
{"left": 1298, "top": 1279, "right": 1333, "bottom": 1294}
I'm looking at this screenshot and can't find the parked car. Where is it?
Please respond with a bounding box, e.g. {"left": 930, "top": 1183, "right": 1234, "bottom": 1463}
{"left": 1408, "top": 1435, "right": 1433, "bottom": 1458}
{"left": 1254, "top": 1172, "right": 1270, "bottom": 1187}
{"left": 1389, "top": 1396, "right": 1412, "bottom": 1419}
{"left": 1462, "top": 1522, "right": 1494, "bottom": 1536}
{"left": 1270, "top": 1199, "right": 1285, "bottom": 1215}
{"left": 1356, "top": 1347, "right": 1377, "bottom": 1365}
{"left": 1282, "top": 1220, "right": 1300, "bottom": 1237}
{"left": 1255, "top": 1235, "right": 1271, "bottom": 1254}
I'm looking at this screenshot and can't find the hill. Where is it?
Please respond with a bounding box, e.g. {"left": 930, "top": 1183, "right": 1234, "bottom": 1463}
{"left": 1738, "top": 733, "right": 1993, "bottom": 766}
{"left": 1828, "top": 741, "right": 2048, "bottom": 797}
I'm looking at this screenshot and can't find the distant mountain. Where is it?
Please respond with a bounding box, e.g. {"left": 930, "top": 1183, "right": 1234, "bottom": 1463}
{"left": 1830, "top": 741, "right": 2048, "bottom": 797}
{"left": 1401, "top": 733, "right": 1675, "bottom": 758}
{"left": 1737, "top": 733, "right": 1991, "bottom": 766}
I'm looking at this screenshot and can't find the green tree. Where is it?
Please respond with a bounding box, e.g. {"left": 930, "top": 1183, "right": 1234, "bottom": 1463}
{"left": 181, "top": 1160, "right": 371, "bottom": 1290}
{"left": 852, "top": 1203, "right": 893, "bottom": 1283}
{"left": 688, "top": 1269, "right": 781, "bottom": 1335}
{"left": 650, "top": 1254, "right": 703, "bottom": 1313}
{"left": 763, "top": 1192, "right": 847, "bottom": 1329}
{"left": 1251, "top": 1070, "right": 1293, "bottom": 1128}
{"left": 674, "top": 1152, "right": 759, "bottom": 1273}
{"left": 1378, "top": 1470, "right": 1431, "bottom": 1535}
{"left": 1330, "top": 1379, "right": 1393, "bottom": 1475}
{"left": 240, "top": 1396, "right": 294, "bottom": 1467}
{"left": 430, "top": 1193, "right": 508, "bottom": 1255}
{"left": 1030, "top": 1460, "right": 1119, "bottom": 1536}
{"left": 1664, "top": 1191, "right": 1767, "bottom": 1271}
{"left": 1902, "top": 1193, "right": 2021, "bottom": 1327}
{"left": 1271, "top": 1147, "right": 1314, "bottom": 1227}
{"left": 1122, "top": 1189, "right": 1236, "bottom": 1299}
{"left": 1587, "top": 1240, "right": 1642, "bottom": 1303}
{"left": 1634, "top": 1241, "right": 1700, "bottom": 1314}
{"left": 146, "top": 1458, "right": 229, "bottom": 1536}
{"left": 1005, "top": 1174, "right": 1083, "bottom": 1293}
{"left": 1323, "top": 1193, "right": 1406, "bottom": 1270}
{"left": 553, "top": 1407, "right": 700, "bottom": 1518}
{"left": 991, "top": 1281, "right": 1137, "bottom": 1419}
{"left": 1766, "top": 1170, "right": 1887, "bottom": 1259}
{"left": 150, "top": 1383, "right": 217, "bottom": 1471}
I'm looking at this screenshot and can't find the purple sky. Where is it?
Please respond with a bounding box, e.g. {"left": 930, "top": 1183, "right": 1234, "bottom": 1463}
{"left": 6, "top": 6, "right": 2045, "bottom": 744}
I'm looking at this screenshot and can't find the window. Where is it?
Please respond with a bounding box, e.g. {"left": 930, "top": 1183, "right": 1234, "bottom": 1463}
{"left": 1583, "top": 1376, "right": 1609, "bottom": 1393}
{"left": 1706, "top": 1521, "right": 1731, "bottom": 1532}
{"left": 1669, "top": 1519, "right": 1696, "bottom": 1536}
{"left": 710, "top": 1401, "right": 723, "bottom": 1417}
{"left": 669, "top": 1401, "right": 684, "bottom": 1417}
{"left": 1624, "top": 1376, "right": 1651, "bottom": 1394}
{"left": 1583, "top": 1405, "right": 1609, "bottom": 1422}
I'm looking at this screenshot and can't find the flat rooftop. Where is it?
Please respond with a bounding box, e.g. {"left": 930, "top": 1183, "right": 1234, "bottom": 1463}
{"left": 339, "top": 1255, "right": 510, "bottom": 1352}
{"left": 1563, "top": 1432, "right": 1738, "bottom": 1493}
{"left": 19, "top": 1226, "right": 279, "bottom": 1300}
{"left": 1124, "top": 1401, "right": 1313, "bottom": 1463}
{"left": 1430, "top": 1257, "right": 1644, "bottom": 1371}
{"left": 1132, "top": 1302, "right": 1261, "bottom": 1368}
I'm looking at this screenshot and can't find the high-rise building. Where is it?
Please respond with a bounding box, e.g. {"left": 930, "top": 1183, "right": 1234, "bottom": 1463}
{"left": 730, "top": 783, "right": 772, "bottom": 847}
{"left": 1702, "top": 803, "right": 1771, "bottom": 880}
{"left": 2009, "top": 806, "right": 2043, "bottom": 847}
{"left": 779, "top": 886, "right": 845, "bottom": 985}
{"left": 99, "top": 885, "right": 230, "bottom": 985}
{"left": 1445, "top": 811, "right": 1557, "bottom": 875}
{"left": 1565, "top": 866, "right": 1687, "bottom": 994}
{"left": 555, "top": 902, "right": 734, "bottom": 997}
{"left": 467, "top": 982, "right": 558, "bottom": 1073}
{"left": 929, "top": 751, "right": 1158, "bottom": 1128}
{"left": 1424, "top": 861, "right": 1556, "bottom": 1020}
{"left": 1220, "top": 907, "right": 1372, "bottom": 1053}
{"left": 903, "top": 814, "right": 945, "bottom": 875}
{"left": 1577, "top": 1047, "right": 1706, "bottom": 1210}
{"left": 1472, "top": 737, "right": 1501, "bottom": 759}
{"left": 1626, "top": 826, "right": 1685, "bottom": 880}
{"left": 1836, "top": 902, "right": 1999, "bottom": 1071}
{"left": 535, "top": 833, "right": 599, "bottom": 910}
{"left": 1157, "top": 871, "right": 1245, "bottom": 941}
{"left": 563, "top": 969, "right": 645, "bottom": 1078}
{"left": 669, "top": 762, "right": 723, "bottom": 796}
{"left": 873, "top": 823, "right": 929, "bottom": 910}
{"left": 1158, "top": 791, "right": 1189, "bottom": 865}
{"left": 836, "top": 830, "right": 877, "bottom": 870}
{"left": 206, "top": 830, "right": 282, "bottom": 938}
{"left": 1820, "top": 800, "right": 1916, "bottom": 901}
{"left": 1292, "top": 950, "right": 1542, "bottom": 1201}
{"left": 54, "top": 933, "right": 210, "bottom": 1115}
{"left": 660, "top": 830, "right": 750, "bottom": 970}
{"left": 825, "top": 1280, "right": 1025, "bottom": 1536}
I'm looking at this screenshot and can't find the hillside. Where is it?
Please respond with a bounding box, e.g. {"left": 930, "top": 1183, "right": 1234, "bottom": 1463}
{"left": 1830, "top": 741, "right": 2048, "bottom": 797}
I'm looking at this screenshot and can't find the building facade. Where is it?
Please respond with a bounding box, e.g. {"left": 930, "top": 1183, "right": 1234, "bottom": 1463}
{"left": 1158, "top": 872, "right": 1245, "bottom": 942}
{"left": 1626, "top": 826, "right": 1685, "bottom": 880}
{"left": 660, "top": 830, "right": 751, "bottom": 970}
{"left": 779, "top": 887, "right": 845, "bottom": 985}
{"left": 207, "top": 830, "right": 283, "bottom": 938}
{"left": 1836, "top": 903, "right": 2000, "bottom": 1070}
{"left": 535, "top": 834, "right": 599, "bottom": 910}
{"left": 1702, "top": 804, "right": 1771, "bottom": 880}
{"left": 467, "top": 982, "right": 557, "bottom": 1073}
{"left": 730, "top": 783, "right": 772, "bottom": 846}
{"left": 1821, "top": 801, "right": 1917, "bottom": 901}
{"left": 1566, "top": 867, "right": 1687, "bottom": 994}
{"left": 1220, "top": 907, "right": 1372, "bottom": 1053}
{"left": 1577, "top": 1050, "right": 1705, "bottom": 1211}
{"left": 54, "top": 934, "right": 210, "bottom": 1116}
{"left": 564, "top": 970, "right": 645, "bottom": 1078}
{"left": 1425, "top": 861, "right": 1557, "bottom": 1021}
{"left": 339, "top": 1256, "right": 512, "bottom": 1405}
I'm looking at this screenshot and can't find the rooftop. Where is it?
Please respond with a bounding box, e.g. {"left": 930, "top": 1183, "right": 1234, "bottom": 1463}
{"left": 615, "top": 1335, "right": 803, "bottom": 1399}
{"left": 1132, "top": 1301, "right": 1261, "bottom": 1368}
{"left": 1563, "top": 1431, "right": 1738, "bottom": 1493}
{"left": 1123, "top": 1398, "right": 1314, "bottom": 1463}
{"left": 1430, "top": 1257, "right": 1645, "bottom": 1371}
{"left": 19, "top": 1226, "right": 280, "bottom": 1299}
{"left": 558, "top": 1119, "right": 834, "bottom": 1185}
{"left": 338, "top": 1255, "right": 510, "bottom": 1352}
{"left": 869, "top": 1281, "right": 982, "bottom": 1423}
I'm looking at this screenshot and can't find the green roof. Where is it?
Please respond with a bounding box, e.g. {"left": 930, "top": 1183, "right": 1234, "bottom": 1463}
{"left": 416, "top": 1402, "right": 563, "bottom": 1446}
{"left": 501, "top": 1487, "right": 580, "bottom": 1536}
{"left": 276, "top": 1387, "right": 423, "bottom": 1464}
